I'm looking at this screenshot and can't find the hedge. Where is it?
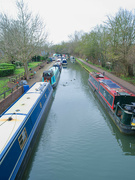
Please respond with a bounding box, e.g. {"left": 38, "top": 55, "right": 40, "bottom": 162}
{"left": 0, "top": 63, "right": 16, "bottom": 77}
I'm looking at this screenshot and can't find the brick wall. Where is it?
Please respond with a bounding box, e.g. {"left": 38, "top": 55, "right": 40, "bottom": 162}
{"left": 0, "top": 86, "right": 24, "bottom": 115}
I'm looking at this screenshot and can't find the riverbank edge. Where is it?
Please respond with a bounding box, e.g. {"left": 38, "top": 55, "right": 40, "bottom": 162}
{"left": 76, "top": 58, "right": 135, "bottom": 94}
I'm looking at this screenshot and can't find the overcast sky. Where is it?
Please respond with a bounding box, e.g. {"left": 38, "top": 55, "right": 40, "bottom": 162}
{"left": 0, "top": 0, "right": 135, "bottom": 44}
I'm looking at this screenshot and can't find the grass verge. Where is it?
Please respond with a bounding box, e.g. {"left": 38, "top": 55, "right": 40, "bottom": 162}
{"left": 0, "top": 62, "right": 42, "bottom": 99}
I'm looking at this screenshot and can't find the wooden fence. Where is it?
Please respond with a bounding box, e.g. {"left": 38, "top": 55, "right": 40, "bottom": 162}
{"left": 0, "top": 84, "right": 19, "bottom": 100}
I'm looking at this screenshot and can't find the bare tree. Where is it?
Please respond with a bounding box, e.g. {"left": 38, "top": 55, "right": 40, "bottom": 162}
{"left": 0, "top": 0, "right": 48, "bottom": 79}
{"left": 106, "top": 8, "right": 135, "bottom": 75}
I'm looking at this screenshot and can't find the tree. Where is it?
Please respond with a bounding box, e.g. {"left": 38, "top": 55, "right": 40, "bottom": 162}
{"left": 68, "top": 31, "right": 84, "bottom": 56}
{"left": 127, "top": 45, "right": 135, "bottom": 76}
{"left": 0, "top": 14, "right": 18, "bottom": 63}
{"left": 0, "top": 0, "right": 48, "bottom": 79}
{"left": 106, "top": 8, "right": 135, "bottom": 75}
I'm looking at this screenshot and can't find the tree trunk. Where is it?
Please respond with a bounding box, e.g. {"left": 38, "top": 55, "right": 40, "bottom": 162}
{"left": 128, "top": 64, "right": 134, "bottom": 77}
{"left": 24, "top": 61, "right": 29, "bottom": 80}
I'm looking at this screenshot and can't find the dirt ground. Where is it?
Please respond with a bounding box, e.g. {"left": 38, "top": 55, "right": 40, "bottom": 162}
{"left": 78, "top": 58, "right": 135, "bottom": 94}
{"left": 27, "top": 61, "right": 55, "bottom": 87}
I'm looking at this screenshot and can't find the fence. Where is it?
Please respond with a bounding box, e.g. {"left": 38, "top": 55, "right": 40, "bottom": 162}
{"left": 0, "top": 86, "right": 24, "bottom": 114}
{"left": 8, "top": 72, "right": 25, "bottom": 83}
{"left": 0, "top": 61, "right": 46, "bottom": 100}
{"left": 0, "top": 84, "right": 19, "bottom": 100}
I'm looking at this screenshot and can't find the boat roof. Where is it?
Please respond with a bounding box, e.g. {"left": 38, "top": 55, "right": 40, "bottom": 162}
{"left": 43, "top": 70, "right": 53, "bottom": 73}
{"left": 49, "top": 66, "right": 59, "bottom": 71}
{"left": 53, "top": 63, "right": 60, "bottom": 66}
{"left": 90, "top": 72, "right": 135, "bottom": 96}
{"left": 0, "top": 82, "right": 49, "bottom": 156}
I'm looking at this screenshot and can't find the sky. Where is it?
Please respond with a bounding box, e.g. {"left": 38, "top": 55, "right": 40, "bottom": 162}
{"left": 0, "top": 0, "right": 135, "bottom": 44}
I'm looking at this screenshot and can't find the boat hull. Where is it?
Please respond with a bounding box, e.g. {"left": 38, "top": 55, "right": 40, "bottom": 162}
{"left": 16, "top": 87, "right": 53, "bottom": 179}
{"left": 52, "top": 72, "right": 60, "bottom": 88}
{"left": 0, "top": 82, "right": 53, "bottom": 179}
{"left": 88, "top": 80, "right": 135, "bottom": 135}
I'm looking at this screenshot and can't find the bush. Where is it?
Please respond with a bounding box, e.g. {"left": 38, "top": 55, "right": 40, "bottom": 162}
{"left": 0, "top": 63, "right": 16, "bottom": 77}
{"left": 14, "top": 61, "right": 23, "bottom": 67}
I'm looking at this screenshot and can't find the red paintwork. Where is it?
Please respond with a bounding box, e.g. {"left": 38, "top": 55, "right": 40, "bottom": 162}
{"left": 43, "top": 77, "right": 51, "bottom": 83}
{"left": 89, "top": 72, "right": 135, "bottom": 110}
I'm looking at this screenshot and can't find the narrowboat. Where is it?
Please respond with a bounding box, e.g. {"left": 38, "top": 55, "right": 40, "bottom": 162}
{"left": 88, "top": 72, "right": 135, "bottom": 135}
{"left": 0, "top": 82, "right": 53, "bottom": 179}
{"left": 62, "top": 59, "right": 67, "bottom": 65}
{"left": 42, "top": 66, "right": 60, "bottom": 88}
{"left": 70, "top": 56, "right": 76, "bottom": 63}
{"left": 53, "top": 62, "right": 62, "bottom": 72}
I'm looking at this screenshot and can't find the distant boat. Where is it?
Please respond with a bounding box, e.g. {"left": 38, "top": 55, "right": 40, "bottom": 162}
{"left": 62, "top": 59, "right": 67, "bottom": 65}
{"left": 70, "top": 58, "right": 76, "bottom": 63}
{"left": 42, "top": 66, "right": 60, "bottom": 88}
{"left": 0, "top": 82, "right": 53, "bottom": 179}
{"left": 88, "top": 72, "right": 135, "bottom": 135}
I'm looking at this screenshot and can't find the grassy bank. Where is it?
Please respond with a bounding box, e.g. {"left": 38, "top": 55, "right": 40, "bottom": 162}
{"left": 14, "top": 62, "right": 41, "bottom": 75}
{"left": 76, "top": 58, "right": 97, "bottom": 73}
{"left": 76, "top": 58, "right": 135, "bottom": 85}
{"left": 0, "top": 62, "right": 41, "bottom": 98}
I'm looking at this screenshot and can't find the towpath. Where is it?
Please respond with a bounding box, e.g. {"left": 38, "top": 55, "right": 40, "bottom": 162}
{"left": 27, "top": 61, "right": 55, "bottom": 87}
{"left": 78, "top": 58, "right": 135, "bottom": 94}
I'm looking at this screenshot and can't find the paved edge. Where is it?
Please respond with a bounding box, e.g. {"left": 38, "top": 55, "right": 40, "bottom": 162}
{"left": 78, "top": 58, "right": 135, "bottom": 94}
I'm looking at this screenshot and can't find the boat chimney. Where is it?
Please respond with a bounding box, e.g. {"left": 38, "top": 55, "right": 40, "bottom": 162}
{"left": 103, "top": 72, "right": 105, "bottom": 76}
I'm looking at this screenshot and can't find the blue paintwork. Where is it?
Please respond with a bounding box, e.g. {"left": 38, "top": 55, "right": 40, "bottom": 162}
{"left": 0, "top": 82, "right": 53, "bottom": 179}
{"left": 42, "top": 67, "right": 60, "bottom": 88}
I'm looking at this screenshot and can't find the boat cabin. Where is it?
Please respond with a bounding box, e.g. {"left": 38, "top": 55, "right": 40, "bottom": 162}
{"left": 42, "top": 67, "right": 60, "bottom": 88}
{"left": 42, "top": 70, "right": 54, "bottom": 83}
{"left": 89, "top": 72, "right": 135, "bottom": 109}
{"left": 88, "top": 72, "right": 135, "bottom": 127}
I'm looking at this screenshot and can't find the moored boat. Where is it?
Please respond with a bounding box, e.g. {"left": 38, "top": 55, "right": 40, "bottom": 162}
{"left": 70, "top": 56, "right": 76, "bottom": 63}
{"left": 42, "top": 66, "right": 60, "bottom": 88}
{"left": 62, "top": 59, "right": 67, "bottom": 65}
{"left": 88, "top": 72, "right": 135, "bottom": 135}
{"left": 0, "top": 82, "right": 53, "bottom": 179}
{"left": 53, "top": 62, "right": 62, "bottom": 72}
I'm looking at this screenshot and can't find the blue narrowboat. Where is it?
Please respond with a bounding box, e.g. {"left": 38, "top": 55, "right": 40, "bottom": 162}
{"left": 42, "top": 66, "right": 60, "bottom": 88}
{"left": 0, "top": 82, "right": 53, "bottom": 179}
{"left": 88, "top": 72, "right": 135, "bottom": 135}
{"left": 62, "top": 59, "right": 67, "bottom": 65}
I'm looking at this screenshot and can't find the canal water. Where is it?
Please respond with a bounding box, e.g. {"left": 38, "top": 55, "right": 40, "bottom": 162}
{"left": 23, "top": 61, "right": 135, "bottom": 180}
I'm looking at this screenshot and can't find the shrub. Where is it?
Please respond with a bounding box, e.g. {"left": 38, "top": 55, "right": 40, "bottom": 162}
{"left": 0, "top": 63, "right": 16, "bottom": 77}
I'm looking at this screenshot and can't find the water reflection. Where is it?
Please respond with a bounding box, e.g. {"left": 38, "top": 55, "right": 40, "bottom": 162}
{"left": 23, "top": 60, "right": 135, "bottom": 180}
{"left": 92, "top": 94, "right": 135, "bottom": 156}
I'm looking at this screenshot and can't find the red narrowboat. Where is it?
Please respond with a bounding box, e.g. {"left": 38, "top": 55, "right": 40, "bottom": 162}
{"left": 88, "top": 72, "right": 135, "bottom": 135}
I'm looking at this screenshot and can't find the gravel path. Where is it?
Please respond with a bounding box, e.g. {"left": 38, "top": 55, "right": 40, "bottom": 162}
{"left": 27, "top": 61, "right": 55, "bottom": 87}
{"left": 78, "top": 58, "right": 135, "bottom": 94}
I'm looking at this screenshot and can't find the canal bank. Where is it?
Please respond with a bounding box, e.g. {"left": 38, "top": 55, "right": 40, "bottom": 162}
{"left": 27, "top": 61, "right": 56, "bottom": 87}
{"left": 78, "top": 58, "right": 135, "bottom": 94}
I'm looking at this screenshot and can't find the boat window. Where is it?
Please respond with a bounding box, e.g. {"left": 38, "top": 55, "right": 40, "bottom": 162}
{"left": 100, "top": 85, "right": 114, "bottom": 106}
{"left": 89, "top": 74, "right": 99, "bottom": 89}
{"left": 18, "top": 128, "right": 27, "bottom": 150}
{"left": 43, "top": 72, "right": 51, "bottom": 77}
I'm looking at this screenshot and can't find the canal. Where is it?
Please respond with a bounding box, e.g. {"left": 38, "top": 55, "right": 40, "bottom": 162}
{"left": 23, "top": 61, "right": 135, "bottom": 180}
